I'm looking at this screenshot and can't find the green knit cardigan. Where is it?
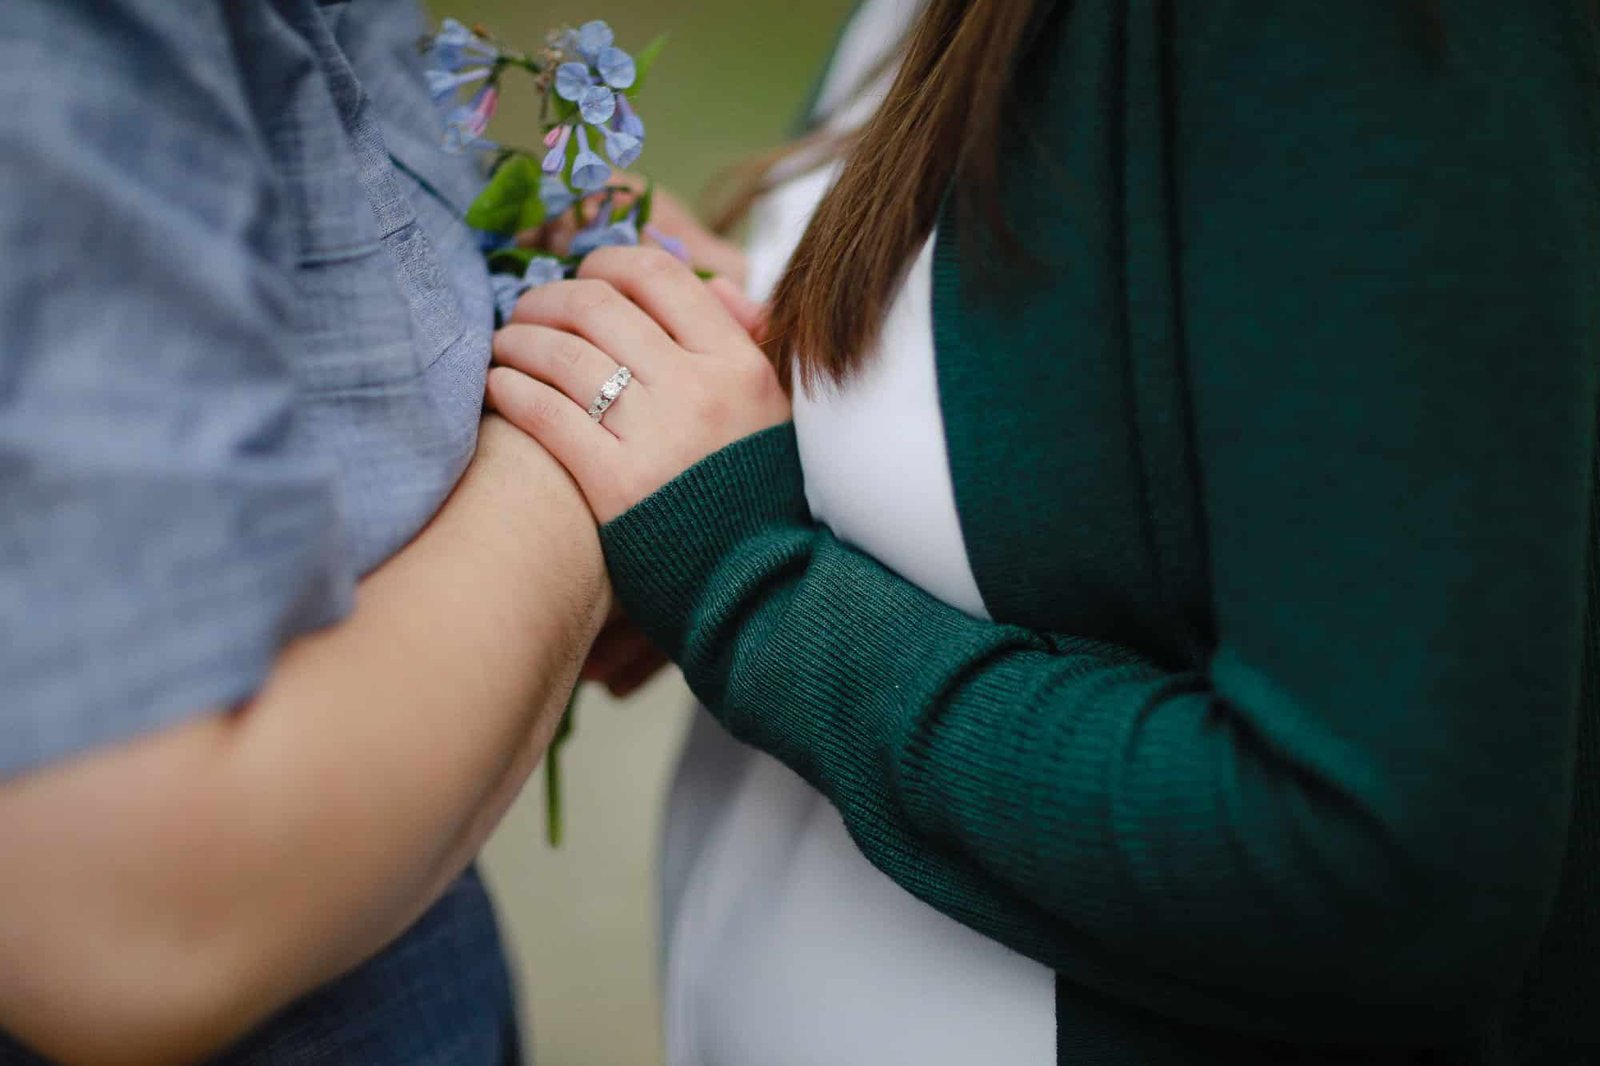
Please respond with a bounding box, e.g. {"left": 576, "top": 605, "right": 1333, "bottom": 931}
{"left": 604, "top": 3, "right": 1600, "bottom": 1062}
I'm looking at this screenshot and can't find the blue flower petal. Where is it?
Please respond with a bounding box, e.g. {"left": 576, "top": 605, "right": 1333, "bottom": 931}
{"left": 577, "top": 86, "right": 617, "bottom": 127}
{"left": 522, "top": 256, "right": 568, "bottom": 288}
{"left": 430, "top": 19, "right": 498, "bottom": 71}
{"left": 612, "top": 95, "right": 646, "bottom": 141}
{"left": 595, "top": 47, "right": 636, "bottom": 90}
{"left": 491, "top": 274, "right": 529, "bottom": 323}
{"left": 554, "top": 62, "right": 594, "bottom": 102}
{"left": 539, "top": 175, "right": 577, "bottom": 216}
{"left": 541, "top": 125, "right": 572, "bottom": 174}
{"left": 479, "top": 230, "right": 514, "bottom": 255}
{"left": 437, "top": 19, "right": 476, "bottom": 47}
{"left": 570, "top": 128, "right": 612, "bottom": 192}
{"left": 571, "top": 217, "right": 639, "bottom": 257}
{"left": 426, "top": 67, "right": 490, "bottom": 107}
{"left": 645, "top": 225, "right": 689, "bottom": 263}
{"left": 575, "top": 20, "right": 614, "bottom": 61}
{"left": 601, "top": 127, "right": 642, "bottom": 169}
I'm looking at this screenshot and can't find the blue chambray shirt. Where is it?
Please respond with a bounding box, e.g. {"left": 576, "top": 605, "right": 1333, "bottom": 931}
{"left": 0, "top": 1, "right": 520, "bottom": 1061}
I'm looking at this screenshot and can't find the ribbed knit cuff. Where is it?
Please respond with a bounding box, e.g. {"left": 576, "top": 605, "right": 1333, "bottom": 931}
{"left": 600, "top": 423, "right": 809, "bottom": 657}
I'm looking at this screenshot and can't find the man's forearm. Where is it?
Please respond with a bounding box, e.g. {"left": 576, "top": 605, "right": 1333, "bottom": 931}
{"left": 0, "top": 418, "right": 608, "bottom": 1065}
{"left": 225, "top": 416, "right": 609, "bottom": 1000}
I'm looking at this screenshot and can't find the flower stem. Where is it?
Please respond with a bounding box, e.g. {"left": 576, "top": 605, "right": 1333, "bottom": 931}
{"left": 544, "top": 687, "right": 580, "bottom": 847}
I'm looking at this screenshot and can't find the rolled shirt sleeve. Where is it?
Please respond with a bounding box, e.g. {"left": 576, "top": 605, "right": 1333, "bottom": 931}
{"left": 0, "top": 1, "right": 352, "bottom": 776}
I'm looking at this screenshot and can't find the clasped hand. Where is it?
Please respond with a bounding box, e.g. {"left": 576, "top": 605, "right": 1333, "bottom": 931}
{"left": 488, "top": 248, "right": 788, "bottom": 525}
{"left": 486, "top": 198, "right": 790, "bottom": 695}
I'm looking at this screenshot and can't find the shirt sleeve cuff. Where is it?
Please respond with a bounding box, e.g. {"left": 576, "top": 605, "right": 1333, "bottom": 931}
{"left": 599, "top": 423, "right": 809, "bottom": 658}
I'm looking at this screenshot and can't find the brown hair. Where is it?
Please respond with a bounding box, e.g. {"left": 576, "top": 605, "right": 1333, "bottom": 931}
{"left": 734, "top": 1, "right": 1482, "bottom": 389}
{"left": 754, "top": 0, "right": 1042, "bottom": 389}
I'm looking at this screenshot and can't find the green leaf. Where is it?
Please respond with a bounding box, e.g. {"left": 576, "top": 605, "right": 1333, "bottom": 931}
{"left": 635, "top": 178, "right": 656, "bottom": 227}
{"left": 553, "top": 95, "right": 579, "bottom": 124}
{"left": 517, "top": 188, "right": 548, "bottom": 233}
{"left": 626, "top": 33, "right": 668, "bottom": 97}
{"left": 465, "top": 154, "right": 540, "bottom": 235}
{"left": 487, "top": 246, "right": 536, "bottom": 273}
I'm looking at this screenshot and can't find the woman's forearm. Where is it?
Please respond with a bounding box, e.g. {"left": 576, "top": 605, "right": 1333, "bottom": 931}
{"left": 0, "top": 417, "right": 609, "bottom": 1066}
{"left": 601, "top": 424, "right": 1581, "bottom": 1044}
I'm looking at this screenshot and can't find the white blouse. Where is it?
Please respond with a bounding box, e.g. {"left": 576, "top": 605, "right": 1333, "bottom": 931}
{"left": 661, "top": 2, "right": 1057, "bottom": 1062}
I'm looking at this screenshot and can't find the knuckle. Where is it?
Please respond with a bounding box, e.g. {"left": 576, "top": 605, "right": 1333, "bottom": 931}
{"left": 738, "top": 354, "right": 779, "bottom": 391}
{"left": 525, "top": 391, "right": 568, "bottom": 426}
{"left": 581, "top": 244, "right": 627, "bottom": 275}
{"left": 632, "top": 246, "right": 679, "bottom": 277}
{"left": 691, "top": 381, "right": 732, "bottom": 424}
{"left": 579, "top": 244, "right": 620, "bottom": 275}
{"left": 566, "top": 279, "right": 616, "bottom": 318}
{"left": 549, "top": 332, "right": 588, "bottom": 370}
{"left": 511, "top": 280, "right": 560, "bottom": 318}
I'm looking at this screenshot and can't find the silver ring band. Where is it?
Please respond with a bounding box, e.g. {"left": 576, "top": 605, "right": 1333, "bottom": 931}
{"left": 586, "top": 366, "right": 632, "bottom": 422}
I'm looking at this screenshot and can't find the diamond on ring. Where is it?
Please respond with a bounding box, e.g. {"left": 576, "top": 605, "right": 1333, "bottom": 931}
{"left": 587, "top": 366, "right": 632, "bottom": 422}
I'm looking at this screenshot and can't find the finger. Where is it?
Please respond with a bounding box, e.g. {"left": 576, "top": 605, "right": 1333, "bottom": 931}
{"left": 485, "top": 367, "right": 619, "bottom": 505}
{"left": 579, "top": 246, "right": 748, "bottom": 356}
{"left": 610, "top": 645, "right": 671, "bottom": 697}
{"left": 706, "top": 277, "right": 770, "bottom": 343}
{"left": 642, "top": 189, "right": 749, "bottom": 286}
{"left": 512, "top": 278, "right": 675, "bottom": 377}
{"left": 581, "top": 626, "right": 641, "bottom": 685}
{"left": 584, "top": 625, "right": 669, "bottom": 697}
{"left": 580, "top": 615, "right": 641, "bottom": 680}
{"left": 493, "top": 325, "right": 646, "bottom": 437}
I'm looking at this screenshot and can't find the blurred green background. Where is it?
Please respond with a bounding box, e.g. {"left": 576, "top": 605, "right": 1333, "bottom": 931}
{"left": 425, "top": 1, "right": 854, "bottom": 1063}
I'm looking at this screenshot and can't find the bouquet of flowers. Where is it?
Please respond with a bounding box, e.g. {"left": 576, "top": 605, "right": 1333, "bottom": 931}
{"left": 423, "top": 17, "right": 678, "bottom": 324}
{"left": 424, "top": 17, "right": 672, "bottom": 845}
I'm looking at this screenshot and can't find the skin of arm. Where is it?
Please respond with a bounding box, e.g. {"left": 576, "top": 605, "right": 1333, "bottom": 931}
{"left": 0, "top": 416, "right": 608, "bottom": 1066}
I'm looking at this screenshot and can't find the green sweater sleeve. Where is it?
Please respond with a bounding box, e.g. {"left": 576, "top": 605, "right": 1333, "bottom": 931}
{"left": 601, "top": 3, "right": 1600, "bottom": 1044}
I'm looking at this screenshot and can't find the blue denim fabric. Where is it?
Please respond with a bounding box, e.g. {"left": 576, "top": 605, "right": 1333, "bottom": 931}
{"left": 0, "top": 0, "right": 521, "bottom": 1060}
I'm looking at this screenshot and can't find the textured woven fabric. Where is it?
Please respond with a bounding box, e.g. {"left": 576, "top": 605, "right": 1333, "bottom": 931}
{"left": 0, "top": 0, "right": 517, "bottom": 1061}
{"left": 603, "top": 3, "right": 1600, "bottom": 1063}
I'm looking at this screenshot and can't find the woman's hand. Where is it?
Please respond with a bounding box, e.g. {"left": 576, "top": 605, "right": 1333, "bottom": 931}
{"left": 487, "top": 245, "right": 790, "bottom": 523}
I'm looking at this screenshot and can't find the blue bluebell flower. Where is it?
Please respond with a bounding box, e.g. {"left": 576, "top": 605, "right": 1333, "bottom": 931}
{"left": 554, "top": 62, "right": 594, "bottom": 102}
{"left": 479, "top": 229, "right": 514, "bottom": 255}
{"left": 490, "top": 255, "right": 564, "bottom": 323}
{"left": 577, "top": 85, "right": 616, "bottom": 127}
{"left": 540, "top": 174, "right": 577, "bottom": 216}
{"left": 426, "top": 67, "right": 490, "bottom": 109}
{"left": 443, "top": 85, "right": 498, "bottom": 153}
{"left": 645, "top": 224, "right": 689, "bottom": 263}
{"left": 570, "top": 127, "right": 611, "bottom": 191}
{"left": 574, "top": 21, "right": 614, "bottom": 62}
{"left": 571, "top": 208, "right": 639, "bottom": 257}
{"left": 595, "top": 47, "right": 636, "bottom": 90}
{"left": 430, "top": 18, "right": 498, "bottom": 73}
{"left": 491, "top": 274, "right": 527, "bottom": 323}
{"left": 611, "top": 94, "right": 645, "bottom": 141}
{"left": 541, "top": 123, "right": 573, "bottom": 174}
{"left": 601, "top": 126, "right": 641, "bottom": 169}
{"left": 523, "top": 256, "right": 568, "bottom": 288}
